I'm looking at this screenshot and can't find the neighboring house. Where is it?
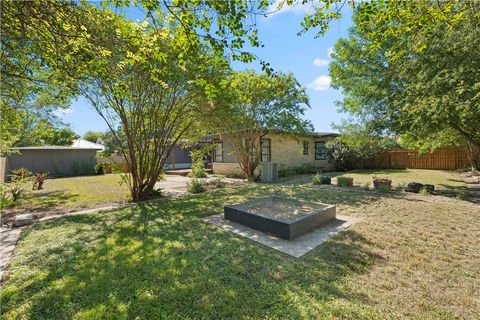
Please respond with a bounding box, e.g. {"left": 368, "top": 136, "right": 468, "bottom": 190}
{"left": 211, "top": 131, "right": 339, "bottom": 176}
{"left": 71, "top": 139, "right": 105, "bottom": 152}
{"left": 3, "top": 146, "right": 102, "bottom": 180}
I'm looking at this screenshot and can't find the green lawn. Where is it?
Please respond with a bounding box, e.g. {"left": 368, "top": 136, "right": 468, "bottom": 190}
{"left": 284, "top": 169, "right": 467, "bottom": 190}
{"left": 2, "top": 183, "right": 479, "bottom": 319}
{"left": 17, "top": 174, "right": 130, "bottom": 211}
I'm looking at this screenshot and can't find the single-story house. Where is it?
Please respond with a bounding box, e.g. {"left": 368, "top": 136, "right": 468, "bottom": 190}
{"left": 211, "top": 131, "right": 339, "bottom": 176}
{"left": 1, "top": 145, "right": 102, "bottom": 181}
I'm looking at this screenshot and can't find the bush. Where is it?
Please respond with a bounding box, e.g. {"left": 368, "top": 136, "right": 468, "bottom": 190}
{"left": 418, "top": 187, "right": 430, "bottom": 196}
{"left": 326, "top": 140, "right": 359, "bottom": 171}
{"left": 337, "top": 176, "right": 353, "bottom": 187}
{"left": 0, "top": 184, "right": 15, "bottom": 209}
{"left": 10, "top": 168, "right": 32, "bottom": 182}
{"left": 312, "top": 174, "right": 331, "bottom": 185}
{"left": 189, "top": 160, "right": 207, "bottom": 178}
{"left": 32, "top": 172, "right": 48, "bottom": 190}
{"left": 207, "top": 178, "right": 226, "bottom": 189}
{"left": 225, "top": 172, "right": 246, "bottom": 179}
{"left": 279, "top": 164, "right": 319, "bottom": 177}
{"left": 187, "top": 179, "right": 205, "bottom": 193}
{"left": 189, "top": 148, "right": 208, "bottom": 178}
{"left": 362, "top": 182, "right": 371, "bottom": 190}
{"left": 377, "top": 185, "right": 391, "bottom": 193}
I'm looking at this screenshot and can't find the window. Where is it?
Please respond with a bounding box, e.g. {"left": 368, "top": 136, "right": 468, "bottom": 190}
{"left": 303, "top": 141, "right": 309, "bottom": 155}
{"left": 315, "top": 141, "right": 326, "bottom": 160}
{"left": 261, "top": 138, "right": 271, "bottom": 162}
{"left": 214, "top": 142, "right": 223, "bottom": 162}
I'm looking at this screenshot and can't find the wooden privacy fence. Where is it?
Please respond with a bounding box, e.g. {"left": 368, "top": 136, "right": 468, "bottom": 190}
{"left": 363, "top": 147, "right": 471, "bottom": 170}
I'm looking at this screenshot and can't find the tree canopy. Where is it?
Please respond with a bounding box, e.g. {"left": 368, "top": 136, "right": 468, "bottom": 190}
{"left": 212, "top": 70, "right": 312, "bottom": 180}
{"left": 330, "top": 0, "right": 480, "bottom": 152}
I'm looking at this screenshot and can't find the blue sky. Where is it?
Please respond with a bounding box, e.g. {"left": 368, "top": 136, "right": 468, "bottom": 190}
{"left": 60, "top": 3, "right": 353, "bottom": 136}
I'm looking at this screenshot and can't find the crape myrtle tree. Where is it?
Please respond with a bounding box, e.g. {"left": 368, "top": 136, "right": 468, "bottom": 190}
{"left": 214, "top": 71, "right": 313, "bottom": 181}
{"left": 329, "top": 1, "right": 480, "bottom": 168}
{"left": 80, "top": 16, "right": 228, "bottom": 201}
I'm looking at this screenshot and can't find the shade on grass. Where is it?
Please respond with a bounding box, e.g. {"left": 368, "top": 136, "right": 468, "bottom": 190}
{"left": 1, "top": 184, "right": 479, "bottom": 319}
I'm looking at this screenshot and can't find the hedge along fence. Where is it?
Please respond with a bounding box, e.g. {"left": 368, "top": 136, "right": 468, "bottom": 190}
{"left": 361, "top": 147, "right": 474, "bottom": 170}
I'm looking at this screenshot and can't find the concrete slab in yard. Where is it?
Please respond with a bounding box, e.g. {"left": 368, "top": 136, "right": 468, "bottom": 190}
{"left": 203, "top": 214, "right": 357, "bottom": 258}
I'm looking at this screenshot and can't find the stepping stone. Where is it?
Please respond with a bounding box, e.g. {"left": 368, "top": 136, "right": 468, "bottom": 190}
{"left": 13, "top": 213, "right": 33, "bottom": 227}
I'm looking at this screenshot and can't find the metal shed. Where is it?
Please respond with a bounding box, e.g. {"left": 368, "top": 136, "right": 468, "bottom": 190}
{"left": 4, "top": 146, "right": 101, "bottom": 179}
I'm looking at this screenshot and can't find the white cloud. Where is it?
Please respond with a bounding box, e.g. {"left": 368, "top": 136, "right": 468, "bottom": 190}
{"left": 327, "top": 47, "right": 334, "bottom": 58}
{"left": 313, "top": 58, "right": 329, "bottom": 67}
{"left": 54, "top": 107, "right": 73, "bottom": 117}
{"left": 307, "top": 75, "right": 331, "bottom": 91}
{"left": 265, "top": 0, "right": 312, "bottom": 19}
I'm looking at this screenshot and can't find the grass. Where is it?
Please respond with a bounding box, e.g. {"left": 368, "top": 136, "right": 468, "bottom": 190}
{"left": 333, "top": 169, "right": 467, "bottom": 190}
{"left": 283, "top": 169, "right": 467, "bottom": 190}
{"left": 16, "top": 174, "right": 129, "bottom": 211}
{"left": 1, "top": 183, "right": 479, "bottom": 319}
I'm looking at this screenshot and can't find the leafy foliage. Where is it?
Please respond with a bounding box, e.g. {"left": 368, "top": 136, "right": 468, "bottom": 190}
{"left": 79, "top": 13, "right": 227, "bottom": 201}
{"left": 312, "top": 174, "right": 331, "bottom": 185}
{"left": 327, "top": 123, "right": 399, "bottom": 170}
{"left": 330, "top": 1, "right": 480, "bottom": 152}
{"left": 187, "top": 179, "right": 206, "bottom": 194}
{"left": 214, "top": 70, "right": 312, "bottom": 181}
{"left": 337, "top": 176, "right": 353, "bottom": 187}
{"left": 189, "top": 147, "right": 209, "bottom": 178}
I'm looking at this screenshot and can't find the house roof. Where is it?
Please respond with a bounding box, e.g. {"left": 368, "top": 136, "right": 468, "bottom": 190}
{"left": 71, "top": 139, "right": 105, "bottom": 150}
{"left": 11, "top": 146, "right": 103, "bottom": 150}
{"left": 310, "top": 132, "right": 340, "bottom": 138}
{"left": 211, "top": 130, "right": 339, "bottom": 139}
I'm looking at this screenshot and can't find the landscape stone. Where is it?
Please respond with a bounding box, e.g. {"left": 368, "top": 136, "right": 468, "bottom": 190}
{"left": 404, "top": 182, "right": 424, "bottom": 193}
{"left": 13, "top": 213, "right": 33, "bottom": 227}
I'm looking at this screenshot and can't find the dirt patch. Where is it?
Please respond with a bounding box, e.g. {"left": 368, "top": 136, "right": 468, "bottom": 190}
{"left": 237, "top": 197, "right": 327, "bottom": 222}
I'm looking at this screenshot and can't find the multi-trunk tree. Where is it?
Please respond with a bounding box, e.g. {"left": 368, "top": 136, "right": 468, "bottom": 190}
{"left": 213, "top": 70, "right": 312, "bottom": 181}
{"left": 79, "top": 14, "right": 228, "bottom": 201}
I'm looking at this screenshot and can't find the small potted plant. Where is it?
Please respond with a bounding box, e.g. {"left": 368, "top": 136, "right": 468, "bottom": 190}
{"left": 372, "top": 176, "right": 392, "bottom": 191}
{"left": 337, "top": 176, "right": 353, "bottom": 187}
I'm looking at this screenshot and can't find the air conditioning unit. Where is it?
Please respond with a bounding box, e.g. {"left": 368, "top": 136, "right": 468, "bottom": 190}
{"left": 261, "top": 162, "right": 278, "bottom": 182}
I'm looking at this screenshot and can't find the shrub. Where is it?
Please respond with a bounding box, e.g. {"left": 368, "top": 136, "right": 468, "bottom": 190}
{"left": 0, "top": 184, "right": 15, "bottom": 209}
{"left": 456, "top": 191, "right": 472, "bottom": 201}
{"left": 337, "top": 176, "right": 353, "bottom": 187}
{"left": 32, "top": 172, "right": 48, "bottom": 190}
{"left": 378, "top": 185, "right": 391, "bottom": 193}
{"left": 326, "top": 140, "right": 359, "bottom": 171}
{"left": 10, "top": 168, "right": 32, "bottom": 182}
{"left": 418, "top": 187, "right": 430, "bottom": 195}
{"left": 279, "top": 164, "right": 319, "bottom": 177}
{"left": 189, "top": 148, "right": 208, "bottom": 178}
{"left": 187, "top": 179, "right": 205, "bottom": 193}
{"left": 207, "top": 178, "right": 226, "bottom": 189}
{"left": 394, "top": 182, "right": 406, "bottom": 190}
{"left": 225, "top": 172, "right": 246, "bottom": 179}
{"left": 189, "top": 159, "right": 207, "bottom": 178}
{"left": 362, "top": 182, "right": 371, "bottom": 190}
{"left": 312, "top": 174, "right": 331, "bottom": 185}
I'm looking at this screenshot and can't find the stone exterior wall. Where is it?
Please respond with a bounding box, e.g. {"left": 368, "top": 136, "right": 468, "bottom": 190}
{"left": 211, "top": 162, "right": 260, "bottom": 177}
{"left": 265, "top": 133, "right": 335, "bottom": 170}
{"left": 212, "top": 133, "right": 336, "bottom": 174}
